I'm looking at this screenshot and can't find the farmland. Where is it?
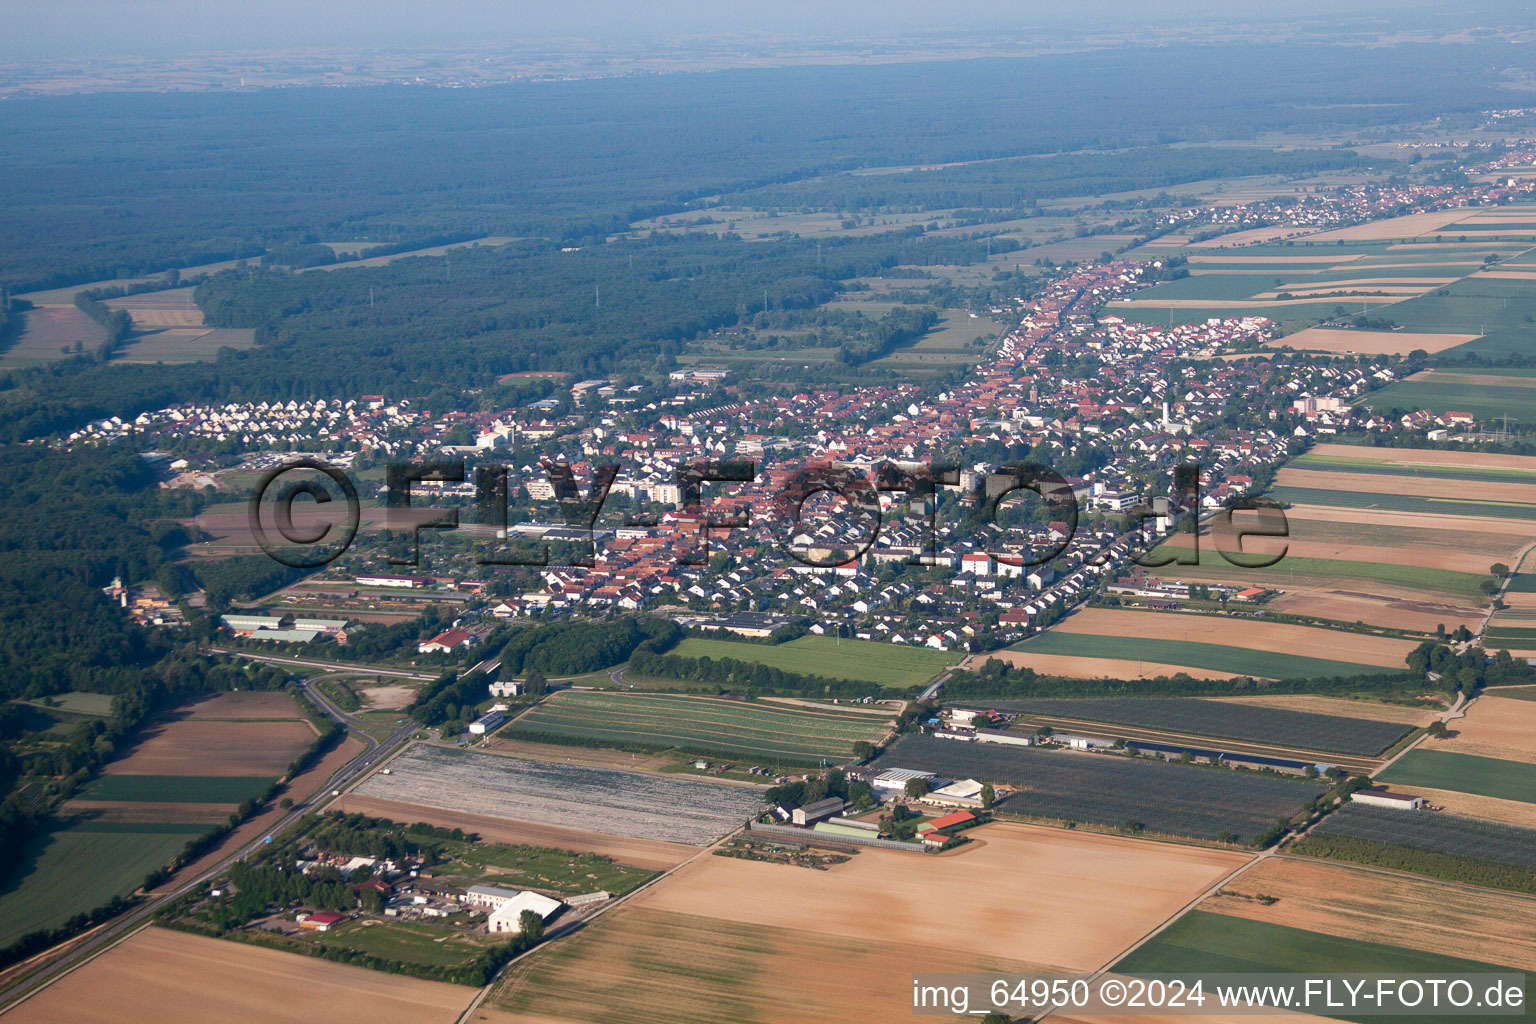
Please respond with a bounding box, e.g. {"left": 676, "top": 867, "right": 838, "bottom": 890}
{"left": 502, "top": 691, "right": 890, "bottom": 764}
{"left": 77, "top": 773, "right": 277, "bottom": 803}
{"left": 1, "top": 926, "right": 475, "bottom": 1024}
{"left": 868, "top": 734, "right": 1323, "bottom": 842}
{"left": 1116, "top": 911, "right": 1534, "bottom": 1023}
{"left": 1375, "top": 749, "right": 1536, "bottom": 805}
{"left": 492, "top": 822, "right": 1244, "bottom": 1023}
{"left": 0, "top": 821, "right": 208, "bottom": 948}
{"left": 661, "top": 635, "right": 958, "bottom": 687}
{"left": 973, "top": 698, "right": 1414, "bottom": 756}
{"left": 1433, "top": 693, "right": 1536, "bottom": 764}
{"left": 1204, "top": 856, "right": 1536, "bottom": 972}
{"left": 352, "top": 745, "right": 761, "bottom": 847}
{"left": 1008, "top": 630, "right": 1397, "bottom": 680}
{"left": 1298, "top": 804, "right": 1536, "bottom": 892}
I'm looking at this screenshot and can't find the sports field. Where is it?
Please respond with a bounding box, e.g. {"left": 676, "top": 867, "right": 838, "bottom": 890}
{"left": 663, "top": 635, "right": 958, "bottom": 687}
{"left": 504, "top": 691, "right": 889, "bottom": 764}
{"left": 1375, "top": 749, "right": 1536, "bottom": 805}
{"left": 0, "top": 820, "right": 207, "bottom": 947}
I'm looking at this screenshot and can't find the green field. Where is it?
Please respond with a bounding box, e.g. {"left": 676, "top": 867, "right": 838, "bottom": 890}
{"left": 1376, "top": 749, "right": 1536, "bottom": 804}
{"left": 306, "top": 917, "right": 498, "bottom": 968}
{"left": 79, "top": 773, "right": 275, "bottom": 803}
{"left": 1012, "top": 631, "right": 1398, "bottom": 680}
{"left": 1365, "top": 373, "right": 1536, "bottom": 426}
{"left": 16, "top": 691, "right": 117, "bottom": 716}
{"left": 0, "top": 820, "right": 207, "bottom": 947}
{"left": 1145, "top": 543, "right": 1488, "bottom": 598}
{"left": 505, "top": 691, "right": 890, "bottom": 763}
{"left": 1117, "top": 911, "right": 1533, "bottom": 1023}
{"left": 1377, "top": 278, "right": 1536, "bottom": 360}
{"left": 1267, "top": 486, "right": 1536, "bottom": 523}
{"left": 452, "top": 842, "right": 656, "bottom": 895}
{"left": 664, "top": 635, "right": 959, "bottom": 687}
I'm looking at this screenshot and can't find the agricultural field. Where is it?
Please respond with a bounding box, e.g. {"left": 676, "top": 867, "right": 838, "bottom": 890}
{"left": 1365, "top": 367, "right": 1536, "bottom": 429}
{"left": 1205, "top": 856, "right": 1536, "bottom": 972}
{"left": 1116, "top": 911, "right": 1535, "bottom": 1023}
{"left": 0, "top": 821, "right": 208, "bottom": 948}
{"left": 2, "top": 926, "right": 475, "bottom": 1024}
{"left": 1011, "top": 606, "right": 1409, "bottom": 680}
{"left": 491, "top": 822, "right": 1245, "bottom": 1024}
{"left": 502, "top": 691, "right": 890, "bottom": 764}
{"left": 0, "top": 304, "right": 104, "bottom": 369}
{"left": 868, "top": 734, "right": 1323, "bottom": 842}
{"left": 1277, "top": 327, "right": 1477, "bottom": 354}
{"left": 1301, "top": 803, "right": 1536, "bottom": 884}
{"left": 1375, "top": 749, "right": 1536, "bottom": 805}
{"left": 1435, "top": 694, "right": 1536, "bottom": 764}
{"left": 661, "top": 635, "right": 959, "bottom": 687}
{"left": 973, "top": 698, "right": 1414, "bottom": 757}
{"left": 352, "top": 745, "right": 761, "bottom": 848}
{"left": 76, "top": 773, "right": 277, "bottom": 803}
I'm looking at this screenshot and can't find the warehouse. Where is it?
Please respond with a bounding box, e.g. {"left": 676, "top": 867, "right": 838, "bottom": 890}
{"left": 468, "top": 709, "right": 506, "bottom": 736}
{"left": 221, "top": 613, "right": 286, "bottom": 634}
{"left": 1351, "top": 789, "right": 1426, "bottom": 811}
{"left": 792, "top": 796, "right": 847, "bottom": 826}
{"left": 465, "top": 885, "right": 565, "bottom": 935}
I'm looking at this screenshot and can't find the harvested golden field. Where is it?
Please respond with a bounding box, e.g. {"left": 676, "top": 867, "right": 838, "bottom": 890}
{"left": 965, "top": 650, "right": 1241, "bottom": 681}
{"left": 1437, "top": 695, "right": 1536, "bottom": 764}
{"left": 1303, "top": 210, "right": 1477, "bottom": 240}
{"left": 1308, "top": 443, "right": 1536, "bottom": 472}
{"left": 636, "top": 821, "right": 1247, "bottom": 971}
{"left": 1207, "top": 694, "right": 1437, "bottom": 724}
{"left": 1271, "top": 328, "right": 1477, "bottom": 354}
{"left": 331, "top": 794, "right": 694, "bottom": 870}
{"left": 1204, "top": 857, "right": 1536, "bottom": 972}
{"left": 1265, "top": 587, "right": 1482, "bottom": 634}
{"left": 490, "top": 906, "right": 1041, "bottom": 1024}
{"left": 3, "top": 926, "right": 473, "bottom": 1024}
{"left": 105, "top": 718, "right": 315, "bottom": 776}
{"left": 180, "top": 690, "right": 305, "bottom": 719}
{"left": 489, "top": 823, "right": 1247, "bottom": 1024}
{"left": 1057, "top": 608, "right": 1416, "bottom": 668}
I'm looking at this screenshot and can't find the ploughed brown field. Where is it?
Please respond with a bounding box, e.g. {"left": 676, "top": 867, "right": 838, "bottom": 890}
{"left": 490, "top": 822, "right": 1247, "bottom": 1024}
{"left": 1056, "top": 607, "right": 1416, "bottom": 668}
{"left": 180, "top": 690, "right": 307, "bottom": 719}
{"left": 104, "top": 718, "right": 315, "bottom": 777}
{"left": 3, "top": 926, "right": 473, "bottom": 1024}
{"left": 1204, "top": 857, "right": 1536, "bottom": 972}
{"left": 331, "top": 794, "right": 694, "bottom": 870}
{"left": 1276, "top": 467, "right": 1536, "bottom": 506}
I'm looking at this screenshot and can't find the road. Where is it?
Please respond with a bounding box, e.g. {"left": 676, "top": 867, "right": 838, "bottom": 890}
{"left": 0, "top": 674, "right": 418, "bottom": 1015}
{"left": 206, "top": 646, "right": 441, "bottom": 680}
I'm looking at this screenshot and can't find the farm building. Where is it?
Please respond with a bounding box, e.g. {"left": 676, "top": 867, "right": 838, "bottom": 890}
{"left": 248, "top": 628, "right": 320, "bottom": 643}
{"left": 468, "top": 709, "right": 506, "bottom": 736}
{"left": 1351, "top": 789, "right": 1426, "bottom": 811}
{"left": 291, "top": 617, "right": 350, "bottom": 633}
{"left": 489, "top": 679, "right": 526, "bottom": 698}
{"left": 868, "top": 768, "right": 942, "bottom": 794}
{"left": 356, "top": 573, "right": 430, "bottom": 588}
{"left": 792, "top": 797, "right": 847, "bottom": 827}
{"left": 974, "top": 729, "right": 1034, "bottom": 748}
{"left": 923, "top": 779, "right": 986, "bottom": 808}
{"left": 419, "top": 628, "right": 476, "bottom": 654}
{"left": 221, "top": 613, "right": 286, "bottom": 634}
{"left": 814, "top": 821, "right": 880, "bottom": 839}
{"left": 918, "top": 810, "right": 977, "bottom": 836}
{"left": 466, "top": 884, "right": 565, "bottom": 935}
{"left": 298, "top": 911, "right": 345, "bottom": 932}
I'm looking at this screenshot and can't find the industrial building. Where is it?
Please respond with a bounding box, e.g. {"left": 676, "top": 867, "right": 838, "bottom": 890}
{"left": 464, "top": 884, "right": 564, "bottom": 935}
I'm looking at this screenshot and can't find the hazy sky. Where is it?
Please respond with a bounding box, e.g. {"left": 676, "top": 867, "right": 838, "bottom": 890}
{"left": 6, "top": 0, "right": 1468, "bottom": 58}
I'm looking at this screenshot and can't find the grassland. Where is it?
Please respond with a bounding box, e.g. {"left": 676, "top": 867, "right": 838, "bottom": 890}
{"left": 1366, "top": 368, "right": 1536, "bottom": 426}
{"left": 1010, "top": 631, "right": 1397, "bottom": 679}
{"left": 1376, "top": 749, "right": 1536, "bottom": 804}
{"left": 306, "top": 918, "right": 499, "bottom": 968}
{"left": 1116, "top": 911, "right": 1533, "bottom": 1022}
{"left": 78, "top": 773, "right": 276, "bottom": 803}
{"left": 0, "top": 820, "right": 207, "bottom": 947}
{"left": 504, "top": 691, "right": 889, "bottom": 764}
{"left": 663, "top": 635, "right": 958, "bottom": 687}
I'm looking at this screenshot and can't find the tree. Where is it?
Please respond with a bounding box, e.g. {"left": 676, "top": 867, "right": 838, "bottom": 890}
{"left": 1218, "top": 830, "right": 1235, "bottom": 844}
{"left": 904, "top": 776, "right": 930, "bottom": 799}
{"left": 1034, "top": 724, "right": 1053, "bottom": 738}
{"left": 279, "top": 797, "right": 293, "bottom": 810}
{"left": 980, "top": 783, "right": 995, "bottom": 809}
{"left": 523, "top": 667, "right": 548, "bottom": 697}
{"left": 851, "top": 740, "right": 874, "bottom": 761}
{"left": 1491, "top": 562, "right": 1510, "bottom": 577}
{"left": 1427, "top": 720, "right": 1448, "bottom": 738}
{"left": 517, "top": 909, "right": 545, "bottom": 942}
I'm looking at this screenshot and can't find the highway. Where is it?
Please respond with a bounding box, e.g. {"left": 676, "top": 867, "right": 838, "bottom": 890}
{"left": 0, "top": 672, "right": 419, "bottom": 1015}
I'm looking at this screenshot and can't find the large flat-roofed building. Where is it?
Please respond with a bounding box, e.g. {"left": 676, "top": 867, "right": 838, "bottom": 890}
{"left": 355, "top": 573, "right": 430, "bottom": 588}
{"left": 221, "top": 613, "right": 286, "bottom": 634}
{"left": 468, "top": 709, "right": 505, "bottom": 736}
{"left": 1351, "top": 789, "right": 1425, "bottom": 811}
{"left": 466, "top": 885, "right": 564, "bottom": 935}
{"left": 792, "top": 796, "right": 847, "bottom": 827}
